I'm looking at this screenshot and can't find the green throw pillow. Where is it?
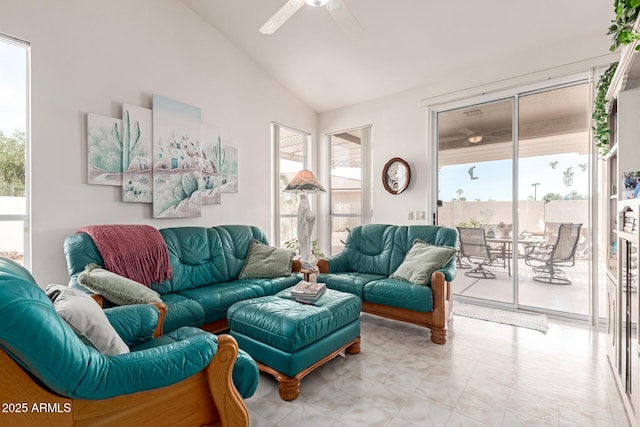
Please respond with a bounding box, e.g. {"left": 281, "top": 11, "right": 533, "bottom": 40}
{"left": 390, "top": 239, "right": 455, "bottom": 285}
{"left": 78, "top": 263, "right": 163, "bottom": 306}
{"left": 238, "top": 240, "right": 294, "bottom": 279}
{"left": 46, "top": 284, "right": 130, "bottom": 355}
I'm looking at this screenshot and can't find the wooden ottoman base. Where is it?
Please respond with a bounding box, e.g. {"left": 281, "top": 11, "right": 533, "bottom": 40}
{"left": 257, "top": 336, "right": 361, "bottom": 401}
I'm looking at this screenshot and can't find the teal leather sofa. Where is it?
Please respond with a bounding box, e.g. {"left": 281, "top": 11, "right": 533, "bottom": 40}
{"left": 0, "top": 257, "right": 257, "bottom": 427}
{"left": 65, "top": 225, "right": 302, "bottom": 335}
{"left": 317, "top": 224, "right": 458, "bottom": 344}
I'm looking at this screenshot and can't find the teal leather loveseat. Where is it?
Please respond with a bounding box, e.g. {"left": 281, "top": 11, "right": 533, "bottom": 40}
{"left": 317, "top": 224, "right": 458, "bottom": 344}
{"left": 64, "top": 225, "right": 302, "bottom": 335}
{"left": 0, "top": 257, "right": 257, "bottom": 427}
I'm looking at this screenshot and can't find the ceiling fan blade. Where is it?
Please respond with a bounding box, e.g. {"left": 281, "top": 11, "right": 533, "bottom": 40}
{"left": 326, "top": 0, "right": 363, "bottom": 40}
{"left": 459, "top": 127, "right": 475, "bottom": 137}
{"left": 259, "top": 0, "right": 305, "bottom": 35}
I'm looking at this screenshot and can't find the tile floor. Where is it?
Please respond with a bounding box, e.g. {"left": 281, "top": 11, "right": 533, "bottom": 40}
{"left": 246, "top": 311, "right": 630, "bottom": 426}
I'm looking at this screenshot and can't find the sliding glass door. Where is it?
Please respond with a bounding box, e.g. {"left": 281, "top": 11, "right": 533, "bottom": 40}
{"left": 435, "top": 80, "right": 592, "bottom": 317}
{"left": 516, "top": 83, "right": 591, "bottom": 315}
{"left": 437, "top": 98, "right": 514, "bottom": 303}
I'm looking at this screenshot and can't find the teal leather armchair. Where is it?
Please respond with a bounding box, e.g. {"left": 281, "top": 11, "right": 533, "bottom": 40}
{"left": 0, "top": 258, "right": 255, "bottom": 427}
{"left": 317, "top": 224, "right": 458, "bottom": 344}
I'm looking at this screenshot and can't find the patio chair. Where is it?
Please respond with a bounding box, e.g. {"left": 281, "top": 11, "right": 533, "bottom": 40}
{"left": 527, "top": 223, "right": 582, "bottom": 285}
{"left": 456, "top": 227, "right": 507, "bottom": 279}
{"left": 524, "top": 221, "right": 562, "bottom": 267}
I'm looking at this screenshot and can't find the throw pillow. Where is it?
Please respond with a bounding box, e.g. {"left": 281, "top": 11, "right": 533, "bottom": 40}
{"left": 45, "top": 284, "right": 130, "bottom": 355}
{"left": 390, "top": 239, "right": 456, "bottom": 285}
{"left": 238, "top": 240, "right": 294, "bottom": 279}
{"left": 78, "top": 263, "right": 163, "bottom": 306}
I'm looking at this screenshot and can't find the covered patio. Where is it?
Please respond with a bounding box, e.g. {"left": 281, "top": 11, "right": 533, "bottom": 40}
{"left": 453, "top": 257, "right": 607, "bottom": 318}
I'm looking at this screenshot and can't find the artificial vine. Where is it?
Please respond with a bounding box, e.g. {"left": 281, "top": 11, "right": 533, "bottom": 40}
{"left": 592, "top": 2, "right": 640, "bottom": 155}
{"left": 593, "top": 62, "right": 618, "bottom": 157}
{"left": 609, "top": 0, "right": 640, "bottom": 51}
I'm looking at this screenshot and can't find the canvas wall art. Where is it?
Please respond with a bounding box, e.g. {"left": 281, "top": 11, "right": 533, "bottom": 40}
{"left": 87, "top": 113, "right": 122, "bottom": 186}
{"left": 201, "top": 123, "right": 222, "bottom": 205}
{"left": 152, "top": 95, "right": 203, "bottom": 218}
{"left": 121, "top": 104, "right": 152, "bottom": 203}
{"left": 86, "top": 92, "right": 240, "bottom": 216}
{"left": 219, "top": 141, "right": 238, "bottom": 193}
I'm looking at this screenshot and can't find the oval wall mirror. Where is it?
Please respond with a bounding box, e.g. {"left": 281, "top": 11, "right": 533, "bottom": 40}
{"left": 382, "top": 157, "right": 411, "bottom": 195}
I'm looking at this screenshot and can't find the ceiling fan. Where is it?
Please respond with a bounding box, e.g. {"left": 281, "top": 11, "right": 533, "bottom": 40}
{"left": 260, "top": 0, "right": 363, "bottom": 39}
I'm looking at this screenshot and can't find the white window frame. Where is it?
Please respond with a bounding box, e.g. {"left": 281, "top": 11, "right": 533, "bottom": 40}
{"left": 271, "top": 123, "right": 310, "bottom": 248}
{"left": 0, "top": 34, "right": 30, "bottom": 269}
{"left": 325, "top": 125, "right": 373, "bottom": 255}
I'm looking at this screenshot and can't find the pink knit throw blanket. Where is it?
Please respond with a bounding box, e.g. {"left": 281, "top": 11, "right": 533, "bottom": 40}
{"left": 79, "top": 225, "right": 172, "bottom": 286}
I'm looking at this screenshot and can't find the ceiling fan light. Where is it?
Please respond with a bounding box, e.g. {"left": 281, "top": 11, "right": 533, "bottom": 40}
{"left": 305, "top": 0, "right": 330, "bottom": 7}
{"left": 468, "top": 135, "right": 483, "bottom": 144}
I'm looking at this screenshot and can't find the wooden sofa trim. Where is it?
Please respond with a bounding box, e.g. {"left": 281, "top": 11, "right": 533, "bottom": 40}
{"left": 0, "top": 334, "right": 248, "bottom": 427}
{"left": 149, "top": 302, "right": 167, "bottom": 337}
{"left": 202, "top": 318, "right": 231, "bottom": 335}
{"left": 316, "top": 258, "right": 330, "bottom": 274}
{"left": 90, "top": 294, "right": 167, "bottom": 338}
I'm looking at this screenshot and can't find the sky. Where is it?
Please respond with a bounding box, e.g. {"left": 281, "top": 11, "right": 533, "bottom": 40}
{"left": 0, "top": 40, "right": 27, "bottom": 135}
{"left": 439, "top": 151, "right": 589, "bottom": 202}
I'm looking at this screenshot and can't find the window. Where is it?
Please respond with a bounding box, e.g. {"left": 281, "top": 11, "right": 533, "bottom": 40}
{"left": 328, "top": 126, "right": 372, "bottom": 255}
{"left": 0, "top": 35, "right": 29, "bottom": 267}
{"left": 272, "top": 124, "right": 310, "bottom": 248}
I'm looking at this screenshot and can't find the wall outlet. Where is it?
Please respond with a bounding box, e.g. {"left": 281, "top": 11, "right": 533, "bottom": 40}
{"left": 416, "top": 211, "right": 426, "bottom": 220}
{"left": 407, "top": 211, "right": 414, "bottom": 220}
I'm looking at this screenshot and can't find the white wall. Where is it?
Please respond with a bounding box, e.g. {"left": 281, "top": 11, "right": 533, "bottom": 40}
{"left": 0, "top": 0, "right": 317, "bottom": 284}
{"left": 318, "top": 89, "right": 428, "bottom": 232}
{"left": 317, "top": 31, "right": 614, "bottom": 254}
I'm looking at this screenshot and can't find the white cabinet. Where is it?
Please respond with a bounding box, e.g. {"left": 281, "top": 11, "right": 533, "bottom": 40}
{"left": 606, "top": 22, "right": 640, "bottom": 425}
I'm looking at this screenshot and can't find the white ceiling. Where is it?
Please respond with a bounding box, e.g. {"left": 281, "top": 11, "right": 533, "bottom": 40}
{"left": 183, "top": 0, "right": 613, "bottom": 113}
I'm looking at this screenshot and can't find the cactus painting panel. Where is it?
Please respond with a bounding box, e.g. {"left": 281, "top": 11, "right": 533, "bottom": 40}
{"left": 122, "top": 104, "right": 152, "bottom": 203}
{"left": 219, "top": 142, "right": 238, "bottom": 193}
{"left": 201, "top": 123, "right": 222, "bottom": 205}
{"left": 152, "top": 95, "right": 202, "bottom": 218}
{"left": 87, "top": 113, "right": 122, "bottom": 185}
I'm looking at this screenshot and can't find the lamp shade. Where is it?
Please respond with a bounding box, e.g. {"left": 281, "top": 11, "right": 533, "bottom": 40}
{"left": 283, "top": 170, "right": 326, "bottom": 193}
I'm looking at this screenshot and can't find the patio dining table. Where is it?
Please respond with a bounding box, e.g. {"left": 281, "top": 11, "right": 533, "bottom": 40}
{"left": 486, "top": 235, "right": 544, "bottom": 277}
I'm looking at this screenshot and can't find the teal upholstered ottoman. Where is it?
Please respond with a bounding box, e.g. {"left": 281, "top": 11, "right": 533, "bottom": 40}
{"left": 227, "top": 288, "right": 362, "bottom": 400}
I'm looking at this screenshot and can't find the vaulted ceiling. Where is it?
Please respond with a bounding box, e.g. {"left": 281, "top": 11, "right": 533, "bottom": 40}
{"left": 183, "top": 0, "right": 613, "bottom": 112}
